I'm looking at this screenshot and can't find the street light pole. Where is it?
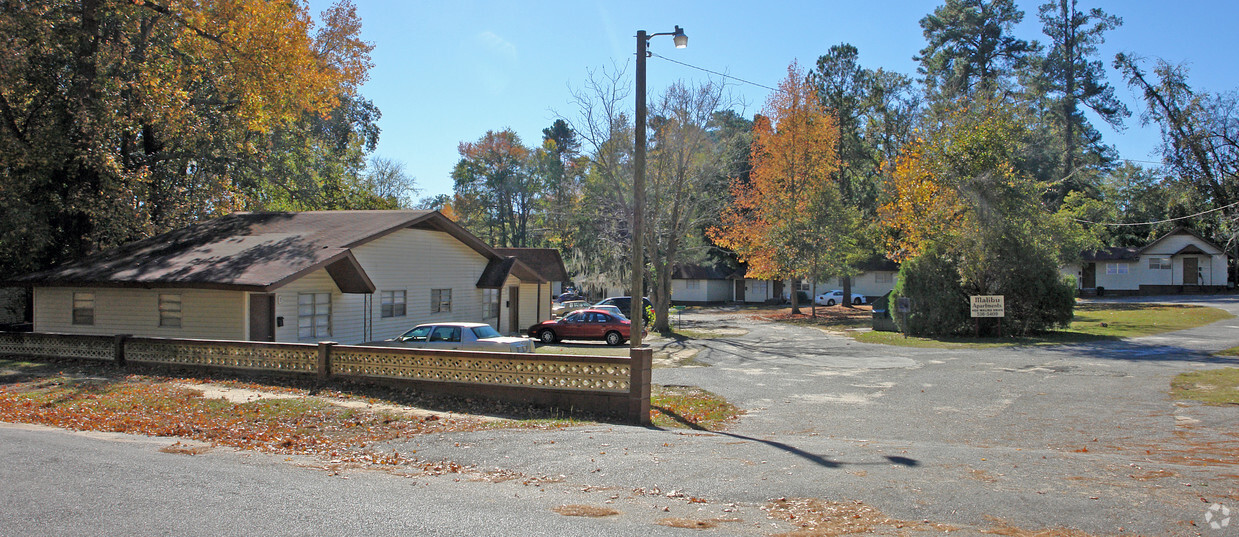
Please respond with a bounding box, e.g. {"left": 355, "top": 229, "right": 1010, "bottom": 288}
{"left": 630, "top": 26, "right": 685, "bottom": 349}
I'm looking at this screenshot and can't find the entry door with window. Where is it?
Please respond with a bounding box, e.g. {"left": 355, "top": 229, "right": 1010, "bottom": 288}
{"left": 249, "top": 294, "right": 275, "bottom": 342}
{"left": 1183, "top": 257, "right": 1199, "bottom": 285}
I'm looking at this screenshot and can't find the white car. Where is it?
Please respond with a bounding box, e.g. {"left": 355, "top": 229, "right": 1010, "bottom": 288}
{"left": 815, "top": 290, "right": 866, "bottom": 306}
{"left": 381, "top": 322, "right": 533, "bottom": 353}
{"left": 552, "top": 299, "right": 590, "bottom": 317}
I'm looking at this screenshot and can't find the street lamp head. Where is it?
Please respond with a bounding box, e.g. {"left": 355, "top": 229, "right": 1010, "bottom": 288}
{"left": 673, "top": 25, "right": 688, "bottom": 48}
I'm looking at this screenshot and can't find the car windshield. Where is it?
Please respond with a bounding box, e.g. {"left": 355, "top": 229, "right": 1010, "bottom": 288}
{"left": 471, "top": 325, "right": 502, "bottom": 339}
{"left": 399, "top": 325, "right": 432, "bottom": 341}
{"left": 563, "top": 311, "right": 585, "bottom": 322}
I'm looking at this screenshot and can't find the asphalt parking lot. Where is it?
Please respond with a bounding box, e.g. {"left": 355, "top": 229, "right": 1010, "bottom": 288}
{"left": 2, "top": 297, "right": 1236, "bottom": 536}
{"left": 386, "top": 296, "right": 1239, "bottom": 535}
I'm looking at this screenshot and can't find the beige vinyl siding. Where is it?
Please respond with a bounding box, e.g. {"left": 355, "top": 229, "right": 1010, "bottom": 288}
{"left": 33, "top": 287, "right": 245, "bottom": 339}
{"left": 520, "top": 281, "right": 547, "bottom": 331}
{"left": 671, "top": 279, "right": 732, "bottom": 303}
{"left": 271, "top": 270, "right": 342, "bottom": 343}
{"left": 349, "top": 228, "right": 493, "bottom": 343}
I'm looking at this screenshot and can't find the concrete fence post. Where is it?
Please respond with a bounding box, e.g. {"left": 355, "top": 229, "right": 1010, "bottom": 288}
{"left": 114, "top": 334, "right": 130, "bottom": 367}
{"left": 628, "top": 348, "right": 652, "bottom": 425}
{"left": 317, "top": 341, "right": 336, "bottom": 383}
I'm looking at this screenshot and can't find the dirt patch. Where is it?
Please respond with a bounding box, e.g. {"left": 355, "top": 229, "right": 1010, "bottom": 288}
{"left": 762, "top": 497, "right": 947, "bottom": 536}
{"left": 983, "top": 518, "right": 1102, "bottom": 537}
{"left": 552, "top": 505, "right": 620, "bottom": 517}
{"left": 656, "top": 517, "right": 719, "bottom": 529}
{"left": 756, "top": 306, "right": 875, "bottom": 334}
{"left": 158, "top": 441, "right": 212, "bottom": 455}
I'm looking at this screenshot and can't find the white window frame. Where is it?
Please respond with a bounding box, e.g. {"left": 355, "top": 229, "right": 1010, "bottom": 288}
{"left": 1148, "top": 257, "right": 1171, "bottom": 270}
{"left": 1105, "top": 263, "right": 1129, "bottom": 275}
{"left": 72, "top": 292, "right": 95, "bottom": 326}
{"left": 298, "top": 292, "right": 331, "bottom": 339}
{"left": 685, "top": 280, "right": 700, "bottom": 290}
{"left": 431, "top": 288, "right": 452, "bottom": 313}
{"left": 483, "top": 288, "right": 499, "bottom": 319}
{"left": 158, "top": 293, "right": 182, "bottom": 328}
{"left": 380, "top": 290, "right": 406, "bottom": 318}
{"left": 875, "top": 272, "right": 893, "bottom": 284}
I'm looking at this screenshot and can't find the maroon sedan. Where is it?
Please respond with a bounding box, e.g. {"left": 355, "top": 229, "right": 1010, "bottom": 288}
{"left": 529, "top": 308, "right": 641, "bottom": 346}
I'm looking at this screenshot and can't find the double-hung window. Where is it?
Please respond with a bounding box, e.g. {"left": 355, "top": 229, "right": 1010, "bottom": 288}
{"left": 1148, "top": 257, "right": 1171, "bottom": 270}
{"left": 381, "top": 290, "right": 406, "bottom": 318}
{"left": 483, "top": 288, "right": 499, "bottom": 319}
{"left": 876, "top": 272, "right": 893, "bottom": 284}
{"left": 1105, "top": 263, "right": 1129, "bottom": 275}
{"left": 72, "top": 292, "right": 95, "bottom": 325}
{"left": 431, "top": 289, "right": 452, "bottom": 313}
{"left": 298, "top": 292, "right": 331, "bottom": 339}
{"left": 158, "top": 294, "right": 182, "bottom": 328}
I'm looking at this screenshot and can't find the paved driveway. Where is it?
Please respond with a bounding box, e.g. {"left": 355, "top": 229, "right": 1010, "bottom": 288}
{"left": 385, "top": 297, "right": 1239, "bottom": 535}
{"left": 2, "top": 297, "right": 1236, "bottom": 535}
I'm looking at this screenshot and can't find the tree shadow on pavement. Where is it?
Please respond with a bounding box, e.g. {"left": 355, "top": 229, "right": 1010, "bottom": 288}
{"left": 651, "top": 405, "right": 921, "bottom": 470}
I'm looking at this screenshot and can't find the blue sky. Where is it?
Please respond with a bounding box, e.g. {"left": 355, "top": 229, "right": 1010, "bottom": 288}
{"left": 307, "top": 1, "right": 1239, "bottom": 199}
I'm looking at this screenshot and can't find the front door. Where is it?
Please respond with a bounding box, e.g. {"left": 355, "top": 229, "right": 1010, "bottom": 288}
{"left": 249, "top": 294, "right": 275, "bottom": 342}
{"left": 508, "top": 286, "right": 520, "bottom": 335}
{"left": 1183, "top": 257, "right": 1199, "bottom": 285}
{"left": 1082, "top": 263, "right": 1096, "bottom": 289}
{"left": 734, "top": 280, "right": 746, "bottom": 302}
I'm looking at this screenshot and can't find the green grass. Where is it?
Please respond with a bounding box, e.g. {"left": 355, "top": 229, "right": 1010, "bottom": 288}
{"left": 650, "top": 384, "right": 741, "bottom": 430}
{"left": 1171, "top": 367, "right": 1239, "bottom": 405}
{"left": 852, "top": 303, "right": 1233, "bottom": 348}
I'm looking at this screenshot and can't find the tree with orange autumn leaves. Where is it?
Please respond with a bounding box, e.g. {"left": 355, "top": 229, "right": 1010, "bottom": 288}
{"left": 710, "top": 63, "right": 861, "bottom": 314}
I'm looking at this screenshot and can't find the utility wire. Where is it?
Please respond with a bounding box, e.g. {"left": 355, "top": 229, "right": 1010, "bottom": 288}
{"left": 651, "top": 53, "right": 1230, "bottom": 229}
{"left": 1071, "top": 200, "right": 1239, "bottom": 226}
{"left": 650, "top": 52, "right": 780, "bottom": 93}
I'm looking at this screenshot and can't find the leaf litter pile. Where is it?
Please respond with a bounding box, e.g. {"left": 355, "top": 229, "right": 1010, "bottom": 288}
{"left": 0, "top": 360, "right": 560, "bottom": 475}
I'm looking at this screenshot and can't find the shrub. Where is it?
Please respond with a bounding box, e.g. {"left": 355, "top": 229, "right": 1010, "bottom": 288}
{"left": 891, "top": 246, "right": 971, "bottom": 336}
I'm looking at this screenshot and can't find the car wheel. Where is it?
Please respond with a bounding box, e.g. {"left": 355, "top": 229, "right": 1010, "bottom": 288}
{"left": 826, "top": 299, "right": 836, "bottom": 306}
{"left": 604, "top": 331, "right": 623, "bottom": 346}
{"left": 853, "top": 297, "right": 863, "bottom": 305}
{"left": 538, "top": 330, "right": 558, "bottom": 344}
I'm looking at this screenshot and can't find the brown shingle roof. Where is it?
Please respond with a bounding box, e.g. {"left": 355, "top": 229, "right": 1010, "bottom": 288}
{"left": 670, "top": 263, "right": 729, "bottom": 280}
{"left": 10, "top": 210, "right": 544, "bottom": 292}
{"left": 493, "top": 248, "right": 568, "bottom": 281}
{"left": 1082, "top": 246, "right": 1139, "bottom": 261}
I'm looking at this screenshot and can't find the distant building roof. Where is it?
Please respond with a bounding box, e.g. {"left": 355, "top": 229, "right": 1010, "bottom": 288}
{"left": 1082, "top": 246, "right": 1139, "bottom": 261}
{"left": 670, "top": 263, "right": 731, "bottom": 280}
{"left": 10, "top": 210, "right": 545, "bottom": 292}
{"left": 494, "top": 248, "right": 569, "bottom": 282}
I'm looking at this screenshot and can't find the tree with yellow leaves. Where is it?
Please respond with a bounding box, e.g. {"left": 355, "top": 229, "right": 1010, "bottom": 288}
{"left": 0, "top": 0, "right": 376, "bottom": 275}
{"left": 879, "top": 101, "right": 1078, "bottom": 336}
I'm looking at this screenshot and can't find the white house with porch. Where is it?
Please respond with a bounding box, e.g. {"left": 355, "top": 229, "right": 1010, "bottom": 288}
{"left": 1062, "top": 227, "right": 1230, "bottom": 295}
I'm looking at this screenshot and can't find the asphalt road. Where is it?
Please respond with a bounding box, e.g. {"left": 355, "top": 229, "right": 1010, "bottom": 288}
{"left": 2, "top": 296, "right": 1238, "bottom": 536}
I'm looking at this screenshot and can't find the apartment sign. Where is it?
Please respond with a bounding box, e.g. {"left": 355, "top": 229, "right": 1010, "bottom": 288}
{"left": 970, "top": 295, "right": 1005, "bottom": 318}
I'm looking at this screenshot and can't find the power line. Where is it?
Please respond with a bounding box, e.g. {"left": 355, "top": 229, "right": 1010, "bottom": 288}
{"left": 651, "top": 53, "right": 1226, "bottom": 229}
{"left": 1072, "top": 200, "right": 1239, "bottom": 226}
{"left": 649, "top": 52, "right": 780, "bottom": 93}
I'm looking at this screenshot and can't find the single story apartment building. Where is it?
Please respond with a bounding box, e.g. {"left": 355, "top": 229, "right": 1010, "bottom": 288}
{"left": 9, "top": 210, "right": 558, "bottom": 344}
{"left": 1062, "top": 227, "right": 1230, "bottom": 295}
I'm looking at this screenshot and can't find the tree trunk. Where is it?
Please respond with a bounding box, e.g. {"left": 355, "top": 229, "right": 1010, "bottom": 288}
{"left": 790, "top": 276, "right": 801, "bottom": 315}
{"left": 653, "top": 262, "right": 672, "bottom": 333}
{"left": 842, "top": 275, "right": 854, "bottom": 309}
